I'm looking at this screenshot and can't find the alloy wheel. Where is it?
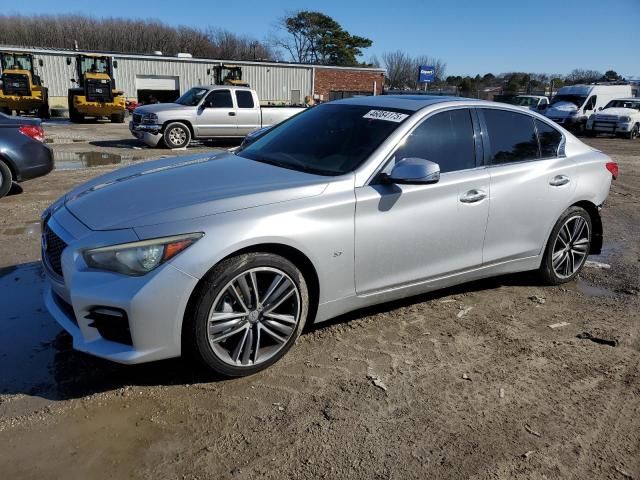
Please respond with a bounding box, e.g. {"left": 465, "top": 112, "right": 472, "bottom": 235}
{"left": 551, "top": 215, "right": 590, "bottom": 279}
{"left": 207, "top": 267, "right": 301, "bottom": 367}
{"left": 169, "top": 127, "right": 187, "bottom": 145}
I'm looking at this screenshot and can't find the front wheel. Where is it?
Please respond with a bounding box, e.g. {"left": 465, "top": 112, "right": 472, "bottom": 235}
{"left": 539, "top": 206, "right": 592, "bottom": 284}
{"left": 185, "top": 253, "right": 309, "bottom": 377}
{"left": 626, "top": 123, "right": 639, "bottom": 140}
{"left": 110, "top": 112, "right": 125, "bottom": 123}
{"left": 163, "top": 122, "right": 191, "bottom": 149}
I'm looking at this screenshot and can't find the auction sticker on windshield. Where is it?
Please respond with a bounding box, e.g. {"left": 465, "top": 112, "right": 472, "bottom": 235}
{"left": 363, "top": 110, "right": 409, "bottom": 122}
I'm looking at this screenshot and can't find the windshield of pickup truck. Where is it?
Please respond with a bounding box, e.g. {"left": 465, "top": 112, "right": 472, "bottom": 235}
{"left": 237, "top": 103, "right": 412, "bottom": 176}
{"left": 510, "top": 97, "right": 539, "bottom": 107}
{"left": 175, "top": 88, "right": 209, "bottom": 106}
{"left": 550, "top": 94, "right": 587, "bottom": 107}
{"left": 604, "top": 100, "right": 640, "bottom": 110}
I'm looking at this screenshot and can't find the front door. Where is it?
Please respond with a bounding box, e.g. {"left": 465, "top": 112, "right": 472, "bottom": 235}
{"left": 355, "top": 108, "right": 490, "bottom": 295}
{"left": 196, "top": 89, "right": 238, "bottom": 137}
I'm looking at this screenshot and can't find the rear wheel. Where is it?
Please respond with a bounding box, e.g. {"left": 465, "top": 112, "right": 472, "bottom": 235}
{"left": 68, "top": 95, "right": 85, "bottom": 123}
{"left": 0, "top": 160, "right": 13, "bottom": 198}
{"left": 185, "top": 252, "right": 309, "bottom": 377}
{"left": 539, "top": 206, "right": 591, "bottom": 284}
{"left": 163, "top": 122, "right": 191, "bottom": 149}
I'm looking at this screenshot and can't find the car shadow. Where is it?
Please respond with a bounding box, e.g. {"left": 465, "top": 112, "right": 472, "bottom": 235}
{"left": 0, "top": 260, "right": 542, "bottom": 402}
{"left": 89, "top": 139, "right": 150, "bottom": 149}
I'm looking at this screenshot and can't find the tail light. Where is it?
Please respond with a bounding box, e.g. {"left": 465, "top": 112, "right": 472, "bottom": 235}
{"left": 605, "top": 162, "right": 618, "bottom": 180}
{"left": 18, "top": 125, "right": 45, "bottom": 143}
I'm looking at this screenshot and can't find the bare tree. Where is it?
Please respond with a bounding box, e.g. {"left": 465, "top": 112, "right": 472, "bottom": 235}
{"left": 381, "top": 51, "right": 446, "bottom": 89}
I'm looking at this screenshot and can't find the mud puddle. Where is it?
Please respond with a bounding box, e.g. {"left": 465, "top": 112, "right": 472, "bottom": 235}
{"left": 0, "top": 221, "right": 40, "bottom": 237}
{"left": 54, "top": 151, "right": 143, "bottom": 170}
{"left": 576, "top": 278, "right": 616, "bottom": 297}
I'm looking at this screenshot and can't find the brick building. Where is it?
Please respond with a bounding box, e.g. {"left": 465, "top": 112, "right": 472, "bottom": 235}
{"left": 313, "top": 67, "right": 385, "bottom": 102}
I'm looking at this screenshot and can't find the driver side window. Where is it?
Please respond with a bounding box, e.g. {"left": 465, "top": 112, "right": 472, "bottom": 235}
{"left": 584, "top": 96, "right": 597, "bottom": 111}
{"left": 204, "top": 90, "right": 233, "bottom": 108}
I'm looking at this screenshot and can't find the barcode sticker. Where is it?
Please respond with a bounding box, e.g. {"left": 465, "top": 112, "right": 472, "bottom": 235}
{"left": 363, "top": 110, "right": 409, "bottom": 122}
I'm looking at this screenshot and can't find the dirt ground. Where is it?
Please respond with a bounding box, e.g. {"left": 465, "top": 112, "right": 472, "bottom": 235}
{"left": 0, "top": 122, "right": 638, "bottom": 480}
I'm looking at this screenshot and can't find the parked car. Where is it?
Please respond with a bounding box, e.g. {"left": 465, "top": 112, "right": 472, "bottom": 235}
{"left": 585, "top": 97, "right": 640, "bottom": 139}
{"left": 502, "top": 95, "right": 549, "bottom": 112}
{"left": 0, "top": 112, "right": 53, "bottom": 198}
{"left": 43, "top": 96, "right": 616, "bottom": 377}
{"left": 129, "top": 86, "right": 305, "bottom": 149}
{"left": 545, "top": 84, "right": 632, "bottom": 132}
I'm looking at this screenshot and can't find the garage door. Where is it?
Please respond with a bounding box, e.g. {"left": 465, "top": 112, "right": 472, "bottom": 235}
{"left": 135, "top": 75, "right": 180, "bottom": 91}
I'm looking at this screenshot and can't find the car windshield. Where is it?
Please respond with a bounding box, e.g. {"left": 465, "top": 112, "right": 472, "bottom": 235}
{"left": 175, "top": 88, "right": 209, "bottom": 106}
{"left": 551, "top": 94, "right": 587, "bottom": 107}
{"left": 510, "top": 97, "right": 538, "bottom": 107}
{"left": 604, "top": 100, "right": 640, "bottom": 110}
{"left": 237, "top": 103, "right": 412, "bottom": 176}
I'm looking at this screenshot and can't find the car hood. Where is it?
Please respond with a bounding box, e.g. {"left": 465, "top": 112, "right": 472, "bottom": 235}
{"left": 547, "top": 101, "right": 579, "bottom": 117}
{"left": 64, "top": 153, "right": 329, "bottom": 230}
{"left": 133, "top": 103, "right": 192, "bottom": 114}
{"left": 595, "top": 107, "right": 637, "bottom": 117}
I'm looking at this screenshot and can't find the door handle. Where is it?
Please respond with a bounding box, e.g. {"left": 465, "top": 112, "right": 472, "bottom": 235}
{"left": 460, "top": 189, "right": 487, "bottom": 203}
{"left": 228, "top": 111, "right": 236, "bottom": 116}
{"left": 549, "top": 175, "right": 570, "bottom": 186}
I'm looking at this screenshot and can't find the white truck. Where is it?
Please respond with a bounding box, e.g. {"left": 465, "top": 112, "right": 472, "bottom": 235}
{"left": 585, "top": 97, "right": 640, "bottom": 139}
{"left": 506, "top": 95, "right": 550, "bottom": 112}
{"left": 545, "top": 84, "right": 632, "bottom": 132}
{"left": 130, "top": 86, "right": 305, "bottom": 149}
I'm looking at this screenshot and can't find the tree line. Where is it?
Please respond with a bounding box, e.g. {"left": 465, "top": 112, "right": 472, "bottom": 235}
{"left": 0, "top": 14, "right": 276, "bottom": 60}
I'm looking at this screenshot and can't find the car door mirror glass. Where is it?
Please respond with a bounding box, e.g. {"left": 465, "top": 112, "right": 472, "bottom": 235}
{"left": 385, "top": 157, "right": 440, "bottom": 185}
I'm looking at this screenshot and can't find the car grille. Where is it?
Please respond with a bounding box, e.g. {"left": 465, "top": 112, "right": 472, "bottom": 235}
{"left": 2, "top": 73, "right": 30, "bottom": 96}
{"left": 43, "top": 224, "right": 67, "bottom": 277}
{"left": 85, "top": 78, "right": 113, "bottom": 103}
{"left": 132, "top": 113, "right": 142, "bottom": 124}
{"left": 595, "top": 115, "right": 618, "bottom": 122}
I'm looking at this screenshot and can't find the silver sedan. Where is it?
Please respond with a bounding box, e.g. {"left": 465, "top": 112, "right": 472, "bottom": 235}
{"left": 42, "top": 96, "right": 617, "bottom": 376}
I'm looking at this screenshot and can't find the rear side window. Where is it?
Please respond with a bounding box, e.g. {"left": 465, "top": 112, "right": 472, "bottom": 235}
{"left": 206, "top": 90, "right": 233, "bottom": 108}
{"left": 393, "top": 108, "right": 476, "bottom": 173}
{"left": 535, "top": 119, "right": 563, "bottom": 158}
{"left": 236, "top": 90, "right": 255, "bottom": 108}
{"left": 483, "top": 109, "right": 539, "bottom": 164}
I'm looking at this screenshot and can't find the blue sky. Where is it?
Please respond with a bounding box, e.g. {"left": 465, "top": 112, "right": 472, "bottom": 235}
{"left": 8, "top": 0, "right": 640, "bottom": 77}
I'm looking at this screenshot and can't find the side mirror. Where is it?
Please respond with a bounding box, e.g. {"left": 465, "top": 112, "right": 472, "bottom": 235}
{"left": 70, "top": 78, "right": 76, "bottom": 83}
{"left": 66, "top": 57, "right": 72, "bottom": 66}
{"left": 384, "top": 157, "right": 440, "bottom": 185}
{"left": 113, "top": 60, "right": 118, "bottom": 68}
{"left": 598, "top": 107, "right": 603, "bottom": 111}
{"left": 38, "top": 59, "right": 44, "bottom": 67}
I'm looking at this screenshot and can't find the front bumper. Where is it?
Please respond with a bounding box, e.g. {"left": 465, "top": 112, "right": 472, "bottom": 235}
{"left": 73, "top": 95, "right": 125, "bottom": 116}
{"left": 129, "top": 121, "right": 163, "bottom": 147}
{"left": 42, "top": 210, "right": 199, "bottom": 364}
{"left": 585, "top": 120, "right": 632, "bottom": 134}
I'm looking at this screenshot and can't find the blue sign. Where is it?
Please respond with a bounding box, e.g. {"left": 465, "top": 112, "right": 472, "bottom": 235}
{"left": 418, "top": 66, "right": 435, "bottom": 83}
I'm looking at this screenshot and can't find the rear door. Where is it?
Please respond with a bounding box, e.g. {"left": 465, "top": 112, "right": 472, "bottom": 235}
{"left": 355, "top": 107, "right": 490, "bottom": 294}
{"left": 480, "top": 108, "right": 577, "bottom": 264}
{"left": 196, "top": 89, "right": 238, "bottom": 137}
{"left": 234, "top": 89, "right": 261, "bottom": 136}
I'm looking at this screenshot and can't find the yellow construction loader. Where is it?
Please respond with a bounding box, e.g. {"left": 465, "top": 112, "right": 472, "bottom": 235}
{"left": 0, "top": 51, "right": 50, "bottom": 118}
{"left": 67, "top": 54, "right": 125, "bottom": 123}
{"left": 213, "top": 65, "right": 250, "bottom": 87}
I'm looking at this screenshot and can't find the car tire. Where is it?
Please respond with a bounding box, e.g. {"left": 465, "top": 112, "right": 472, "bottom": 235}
{"left": 626, "top": 123, "right": 639, "bottom": 140}
{"left": 110, "top": 112, "right": 125, "bottom": 124}
{"left": 163, "top": 122, "right": 191, "bottom": 149}
{"left": 539, "top": 206, "right": 592, "bottom": 285}
{"left": 185, "top": 252, "right": 309, "bottom": 377}
{"left": 0, "top": 160, "right": 13, "bottom": 199}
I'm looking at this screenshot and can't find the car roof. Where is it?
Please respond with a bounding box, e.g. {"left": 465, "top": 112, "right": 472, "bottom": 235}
{"left": 610, "top": 97, "right": 640, "bottom": 101}
{"left": 331, "top": 95, "right": 471, "bottom": 112}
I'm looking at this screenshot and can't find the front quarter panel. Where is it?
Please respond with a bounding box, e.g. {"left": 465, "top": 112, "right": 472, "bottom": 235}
{"left": 133, "top": 176, "right": 357, "bottom": 306}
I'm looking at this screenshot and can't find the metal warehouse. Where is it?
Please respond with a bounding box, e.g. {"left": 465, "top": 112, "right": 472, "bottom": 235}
{"left": 0, "top": 45, "right": 385, "bottom": 109}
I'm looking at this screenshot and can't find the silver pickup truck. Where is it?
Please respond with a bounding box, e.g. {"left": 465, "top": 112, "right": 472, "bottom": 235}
{"left": 130, "top": 86, "right": 305, "bottom": 149}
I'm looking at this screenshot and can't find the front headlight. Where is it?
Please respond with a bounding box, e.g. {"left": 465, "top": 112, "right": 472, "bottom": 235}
{"left": 141, "top": 113, "right": 159, "bottom": 124}
{"left": 83, "top": 233, "right": 203, "bottom": 276}
{"left": 620, "top": 116, "right": 631, "bottom": 123}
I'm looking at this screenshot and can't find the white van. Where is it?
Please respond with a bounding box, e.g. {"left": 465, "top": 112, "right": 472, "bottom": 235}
{"left": 545, "top": 84, "right": 632, "bottom": 132}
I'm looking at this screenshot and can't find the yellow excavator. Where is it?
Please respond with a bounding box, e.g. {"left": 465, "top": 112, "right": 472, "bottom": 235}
{"left": 0, "top": 51, "right": 50, "bottom": 118}
{"left": 67, "top": 54, "right": 125, "bottom": 123}
{"left": 213, "top": 64, "right": 250, "bottom": 87}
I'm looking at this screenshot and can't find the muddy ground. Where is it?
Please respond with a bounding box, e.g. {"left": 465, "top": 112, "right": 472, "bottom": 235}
{"left": 0, "top": 122, "right": 638, "bottom": 480}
